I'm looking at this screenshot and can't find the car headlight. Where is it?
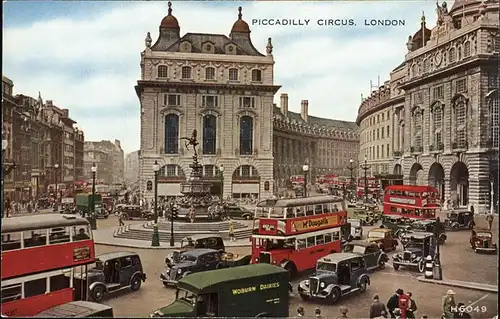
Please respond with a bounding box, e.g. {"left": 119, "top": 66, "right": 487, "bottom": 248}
{"left": 177, "top": 269, "right": 182, "bottom": 274}
{"left": 320, "top": 282, "right": 325, "bottom": 288}
{"left": 411, "top": 254, "right": 416, "bottom": 258}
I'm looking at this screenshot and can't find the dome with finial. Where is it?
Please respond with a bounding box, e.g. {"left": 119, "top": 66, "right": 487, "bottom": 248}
{"left": 231, "top": 7, "right": 250, "bottom": 33}
{"left": 411, "top": 12, "right": 431, "bottom": 50}
{"left": 160, "top": 2, "right": 180, "bottom": 29}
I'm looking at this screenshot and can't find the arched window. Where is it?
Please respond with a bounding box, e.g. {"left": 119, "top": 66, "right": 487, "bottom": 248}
{"left": 413, "top": 110, "right": 423, "bottom": 149}
{"left": 181, "top": 66, "right": 192, "bottom": 79}
{"left": 239, "top": 116, "right": 253, "bottom": 155}
{"left": 433, "top": 105, "right": 443, "bottom": 148}
{"left": 464, "top": 41, "right": 471, "bottom": 57}
{"left": 158, "top": 65, "right": 168, "bottom": 78}
{"left": 454, "top": 97, "right": 467, "bottom": 148}
{"left": 202, "top": 115, "right": 217, "bottom": 155}
{"left": 251, "top": 69, "right": 262, "bottom": 82}
{"left": 491, "top": 97, "right": 499, "bottom": 147}
{"left": 449, "top": 48, "right": 456, "bottom": 63}
{"left": 205, "top": 67, "right": 215, "bottom": 80}
{"left": 164, "top": 114, "right": 179, "bottom": 154}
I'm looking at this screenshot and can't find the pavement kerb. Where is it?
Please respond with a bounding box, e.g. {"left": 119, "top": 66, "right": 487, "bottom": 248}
{"left": 417, "top": 276, "right": 498, "bottom": 293}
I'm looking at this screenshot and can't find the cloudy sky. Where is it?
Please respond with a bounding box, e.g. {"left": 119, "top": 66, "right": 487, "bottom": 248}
{"left": 3, "top": 1, "right": 442, "bottom": 153}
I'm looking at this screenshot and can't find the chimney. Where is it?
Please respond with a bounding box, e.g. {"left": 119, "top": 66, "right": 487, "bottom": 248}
{"left": 46, "top": 100, "right": 53, "bottom": 106}
{"left": 280, "top": 93, "right": 289, "bottom": 116}
{"left": 301, "top": 100, "right": 309, "bottom": 122}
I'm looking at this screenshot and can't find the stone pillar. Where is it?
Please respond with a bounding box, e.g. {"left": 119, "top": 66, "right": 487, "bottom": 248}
{"left": 288, "top": 139, "right": 293, "bottom": 165}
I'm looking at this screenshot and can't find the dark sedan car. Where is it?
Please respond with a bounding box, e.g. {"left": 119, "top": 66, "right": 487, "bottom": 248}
{"left": 343, "top": 241, "right": 389, "bottom": 271}
{"left": 223, "top": 205, "right": 254, "bottom": 220}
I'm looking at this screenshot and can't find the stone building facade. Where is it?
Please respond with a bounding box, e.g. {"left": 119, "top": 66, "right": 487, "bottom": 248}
{"left": 83, "top": 140, "right": 124, "bottom": 184}
{"left": 274, "top": 93, "right": 359, "bottom": 189}
{"left": 2, "top": 76, "right": 85, "bottom": 200}
{"left": 357, "top": 0, "right": 499, "bottom": 211}
{"left": 124, "top": 150, "right": 140, "bottom": 187}
{"left": 137, "top": 4, "right": 279, "bottom": 200}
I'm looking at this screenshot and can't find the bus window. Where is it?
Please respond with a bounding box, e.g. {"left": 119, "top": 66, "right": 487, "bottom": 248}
{"left": 295, "top": 207, "right": 305, "bottom": 217}
{"left": 332, "top": 231, "right": 340, "bottom": 241}
{"left": 1, "top": 283, "right": 22, "bottom": 302}
{"left": 333, "top": 204, "right": 339, "bottom": 212}
{"left": 415, "top": 209, "right": 421, "bottom": 217}
{"left": 50, "top": 274, "right": 70, "bottom": 292}
{"left": 306, "top": 236, "right": 315, "bottom": 247}
{"left": 306, "top": 206, "right": 314, "bottom": 216}
{"left": 316, "top": 235, "right": 325, "bottom": 245}
{"left": 324, "top": 233, "right": 332, "bottom": 243}
{"left": 24, "top": 278, "right": 47, "bottom": 298}
{"left": 315, "top": 205, "right": 323, "bottom": 214}
{"left": 49, "top": 228, "right": 70, "bottom": 244}
{"left": 72, "top": 226, "right": 91, "bottom": 241}
{"left": 2, "top": 232, "right": 22, "bottom": 251}
{"left": 24, "top": 230, "right": 47, "bottom": 248}
{"left": 297, "top": 239, "right": 306, "bottom": 249}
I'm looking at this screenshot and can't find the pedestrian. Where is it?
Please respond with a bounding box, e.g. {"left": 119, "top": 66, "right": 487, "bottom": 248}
{"left": 470, "top": 205, "right": 475, "bottom": 215}
{"left": 454, "top": 303, "right": 471, "bottom": 318}
{"left": 442, "top": 289, "right": 456, "bottom": 319}
{"left": 486, "top": 213, "right": 494, "bottom": 230}
{"left": 315, "top": 307, "right": 323, "bottom": 319}
{"left": 118, "top": 211, "right": 125, "bottom": 227}
{"left": 189, "top": 205, "right": 195, "bottom": 223}
{"left": 406, "top": 292, "right": 417, "bottom": 319}
{"left": 397, "top": 290, "right": 410, "bottom": 318}
{"left": 228, "top": 219, "right": 235, "bottom": 241}
{"left": 296, "top": 307, "right": 305, "bottom": 317}
{"left": 370, "top": 294, "right": 388, "bottom": 318}
{"left": 337, "top": 306, "right": 349, "bottom": 318}
{"left": 387, "top": 288, "right": 404, "bottom": 318}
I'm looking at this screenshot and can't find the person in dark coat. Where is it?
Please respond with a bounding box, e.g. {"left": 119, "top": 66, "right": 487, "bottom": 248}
{"left": 370, "top": 294, "right": 388, "bottom": 318}
{"left": 406, "top": 292, "right": 418, "bottom": 318}
{"left": 387, "top": 289, "right": 404, "bottom": 318}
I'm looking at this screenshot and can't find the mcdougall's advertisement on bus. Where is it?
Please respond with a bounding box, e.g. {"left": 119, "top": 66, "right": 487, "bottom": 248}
{"left": 291, "top": 215, "right": 339, "bottom": 233}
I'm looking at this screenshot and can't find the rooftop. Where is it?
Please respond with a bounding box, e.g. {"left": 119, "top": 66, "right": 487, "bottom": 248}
{"left": 319, "top": 252, "right": 360, "bottom": 262}
{"left": 273, "top": 105, "right": 358, "bottom": 132}
{"left": 96, "top": 251, "right": 139, "bottom": 261}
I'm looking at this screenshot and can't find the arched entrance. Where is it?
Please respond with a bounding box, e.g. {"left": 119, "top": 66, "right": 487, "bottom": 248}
{"left": 232, "top": 165, "right": 260, "bottom": 199}
{"left": 409, "top": 163, "right": 423, "bottom": 185}
{"left": 393, "top": 164, "right": 403, "bottom": 175}
{"left": 428, "top": 162, "right": 445, "bottom": 202}
{"left": 202, "top": 165, "right": 222, "bottom": 195}
{"left": 450, "top": 161, "right": 469, "bottom": 207}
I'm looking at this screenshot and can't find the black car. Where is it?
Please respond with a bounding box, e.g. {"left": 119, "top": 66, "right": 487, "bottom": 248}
{"left": 160, "top": 249, "right": 251, "bottom": 286}
{"left": 444, "top": 210, "right": 475, "bottom": 230}
{"left": 165, "top": 235, "right": 225, "bottom": 265}
{"left": 81, "top": 252, "right": 146, "bottom": 302}
{"left": 298, "top": 253, "right": 370, "bottom": 303}
{"left": 381, "top": 215, "right": 412, "bottom": 235}
{"left": 223, "top": 205, "right": 254, "bottom": 220}
{"left": 343, "top": 241, "right": 389, "bottom": 271}
{"left": 392, "top": 232, "right": 436, "bottom": 273}
{"left": 405, "top": 219, "right": 447, "bottom": 244}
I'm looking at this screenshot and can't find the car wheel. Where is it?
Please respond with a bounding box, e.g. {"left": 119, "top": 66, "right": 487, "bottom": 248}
{"left": 418, "top": 260, "right": 425, "bottom": 273}
{"left": 330, "top": 287, "right": 341, "bottom": 303}
{"left": 393, "top": 263, "right": 400, "bottom": 271}
{"left": 378, "top": 259, "right": 386, "bottom": 269}
{"left": 91, "top": 285, "right": 105, "bottom": 302}
{"left": 359, "top": 279, "right": 367, "bottom": 292}
{"left": 130, "top": 275, "right": 142, "bottom": 291}
{"left": 244, "top": 215, "right": 251, "bottom": 220}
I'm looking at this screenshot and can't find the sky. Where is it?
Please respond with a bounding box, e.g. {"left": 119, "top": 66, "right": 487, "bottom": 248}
{"left": 3, "top": 0, "right": 443, "bottom": 154}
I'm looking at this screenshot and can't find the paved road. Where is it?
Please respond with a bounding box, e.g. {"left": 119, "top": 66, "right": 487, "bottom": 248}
{"left": 94, "top": 215, "right": 498, "bottom": 318}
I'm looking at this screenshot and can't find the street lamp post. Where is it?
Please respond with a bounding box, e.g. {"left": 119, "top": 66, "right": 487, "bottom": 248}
{"left": 90, "top": 163, "right": 97, "bottom": 230}
{"left": 433, "top": 217, "right": 443, "bottom": 280}
{"left": 360, "top": 155, "right": 372, "bottom": 203}
{"left": 347, "top": 159, "right": 355, "bottom": 200}
{"left": 219, "top": 165, "right": 224, "bottom": 205}
{"left": 54, "top": 163, "right": 60, "bottom": 211}
{"left": 152, "top": 161, "right": 160, "bottom": 247}
{"left": 302, "top": 163, "right": 309, "bottom": 198}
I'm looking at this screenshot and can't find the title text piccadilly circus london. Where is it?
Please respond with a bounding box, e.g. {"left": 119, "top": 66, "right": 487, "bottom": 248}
{"left": 251, "top": 18, "right": 406, "bottom": 27}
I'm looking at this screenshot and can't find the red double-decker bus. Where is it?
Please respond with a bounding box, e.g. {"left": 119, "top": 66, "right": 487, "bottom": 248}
{"left": 357, "top": 177, "right": 380, "bottom": 198}
{"left": 251, "top": 196, "right": 349, "bottom": 275}
{"left": 1, "top": 214, "right": 95, "bottom": 317}
{"left": 383, "top": 185, "right": 441, "bottom": 219}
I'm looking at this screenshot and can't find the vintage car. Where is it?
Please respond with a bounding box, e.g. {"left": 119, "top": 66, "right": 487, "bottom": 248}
{"left": 404, "top": 219, "right": 447, "bottom": 244}
{"left": 381, "top": 215, "right": 412, "bottom": 234}
{"left": 393, "top": 232, "right": 436, "bottom": 272}
{"left": 83, "top": 252, "right": 146, "bottom": 302}
{"left": 222, "top": 204, "right": 254, "bottom": 220}
{"left": 165, "top": 235, "right": 225, "bottom": 265}
{"left": 342, "top": 241, "right": 389, "bottom": 271}
{"left": 297, "top": 253, "right": 370, "bottom": 303}
{"left": 160, "top": 249, "right": 251, "bottom": 286}
{"left": 348, "top": 218, "right": 363, "bottom": 239}
{"left": 34, "top": 301, "right": 114, "bottom": 318}
{"left": 444, "top": 210, "right": 475, "bottom": 230}
{"left": 116, "top": 205, "right": 154, "bottom": 220}
{"left": 366, "top": 228, "right": 398, "bottom": 251}
{"left": 470, "top": 228, "right": 497, "bottom": 253}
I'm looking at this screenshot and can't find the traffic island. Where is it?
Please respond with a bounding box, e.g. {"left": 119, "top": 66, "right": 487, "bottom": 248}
{"left": 417, "top": 276, "right": 498, "bottom": 293}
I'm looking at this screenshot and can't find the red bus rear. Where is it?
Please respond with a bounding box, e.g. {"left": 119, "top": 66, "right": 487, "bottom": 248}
{"left": 251, "top": 196, "right": 349, "bottom": 274}
{"left": 383, "top": 185, "right": 441, "bottom": 219}
{"left": 1, "top": 214, "right": 95, "bottom": 317}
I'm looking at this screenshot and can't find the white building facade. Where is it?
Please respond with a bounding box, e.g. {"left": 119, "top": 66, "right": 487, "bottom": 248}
{"left": 137, "top": 4, "right": 280, "bottom": 200}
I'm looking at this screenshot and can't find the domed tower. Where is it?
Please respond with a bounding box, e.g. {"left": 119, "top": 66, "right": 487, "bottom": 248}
{"left": 229, "top": 7, "right": 264, "bottom": 56}
{"left": 152, "top": 1, "right": 180, "bottom": 50}
{"left": 406, "top": 13, "right": 432, "bottom": 52}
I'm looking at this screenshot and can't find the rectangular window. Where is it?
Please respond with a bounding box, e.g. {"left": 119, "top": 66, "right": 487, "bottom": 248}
{"left": 202, "top": 96, "right": 218, "bottom": 108}
{"left": 377, "top": 115, "right": 380, "bottom": 123}
{"left": 239, "top": 97, "right": 255, "bottom": 108}
{"left": 165, "top": 165, "right": 176, "bottom": 177}
{"left": 376, "top": 146, "right": 379, "bottom": 159}
{"left": 381, "top": 129, "right": 385, "bottom": 139}
{"left": 24, "top": 230, "right": 47, "bottom": 248}
{"left": 387, "top": 144, "right": 390, "bottom": 157}
{"left": 251, "top": 70, "right": 262, "bottom": 82}
{"left": 229, "top": 68, "right": 239, "bottom": 81}
{"left": 49, "top": 227, "right": 70, "bottom": 244}
{"left": 1, "top": 283, "right": 22, "bottom": 302}
{"left": 164, "top": 94, "right": 180, "bottom": 106}
{"left": 381, "top": 113, "right": 385, "bottom": 121}
{"left": 205, "top": 68, "right": 215, "bottom": 80}
{"left": 387, "top": 126, "right": 390, "bottom": 137}
{"left": 241, "top": 166, "right": 250, "bottom": 177}
{"left": 24, "top": 278, "right": 47, "bottom": 298}
{"left": 377, "top": 129, "right": 380, "bottom": 139}
{"left": 456, "top": 78, "right": 467, "bottom": 93}
{"left": 50, "top": 274, "right": 70, "bottom": 292}
{"left": 381, "top": 146, "right": 384, "bottom": 158}
{"left": 433, "top": 85, "right": 444, "bottom": 100}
